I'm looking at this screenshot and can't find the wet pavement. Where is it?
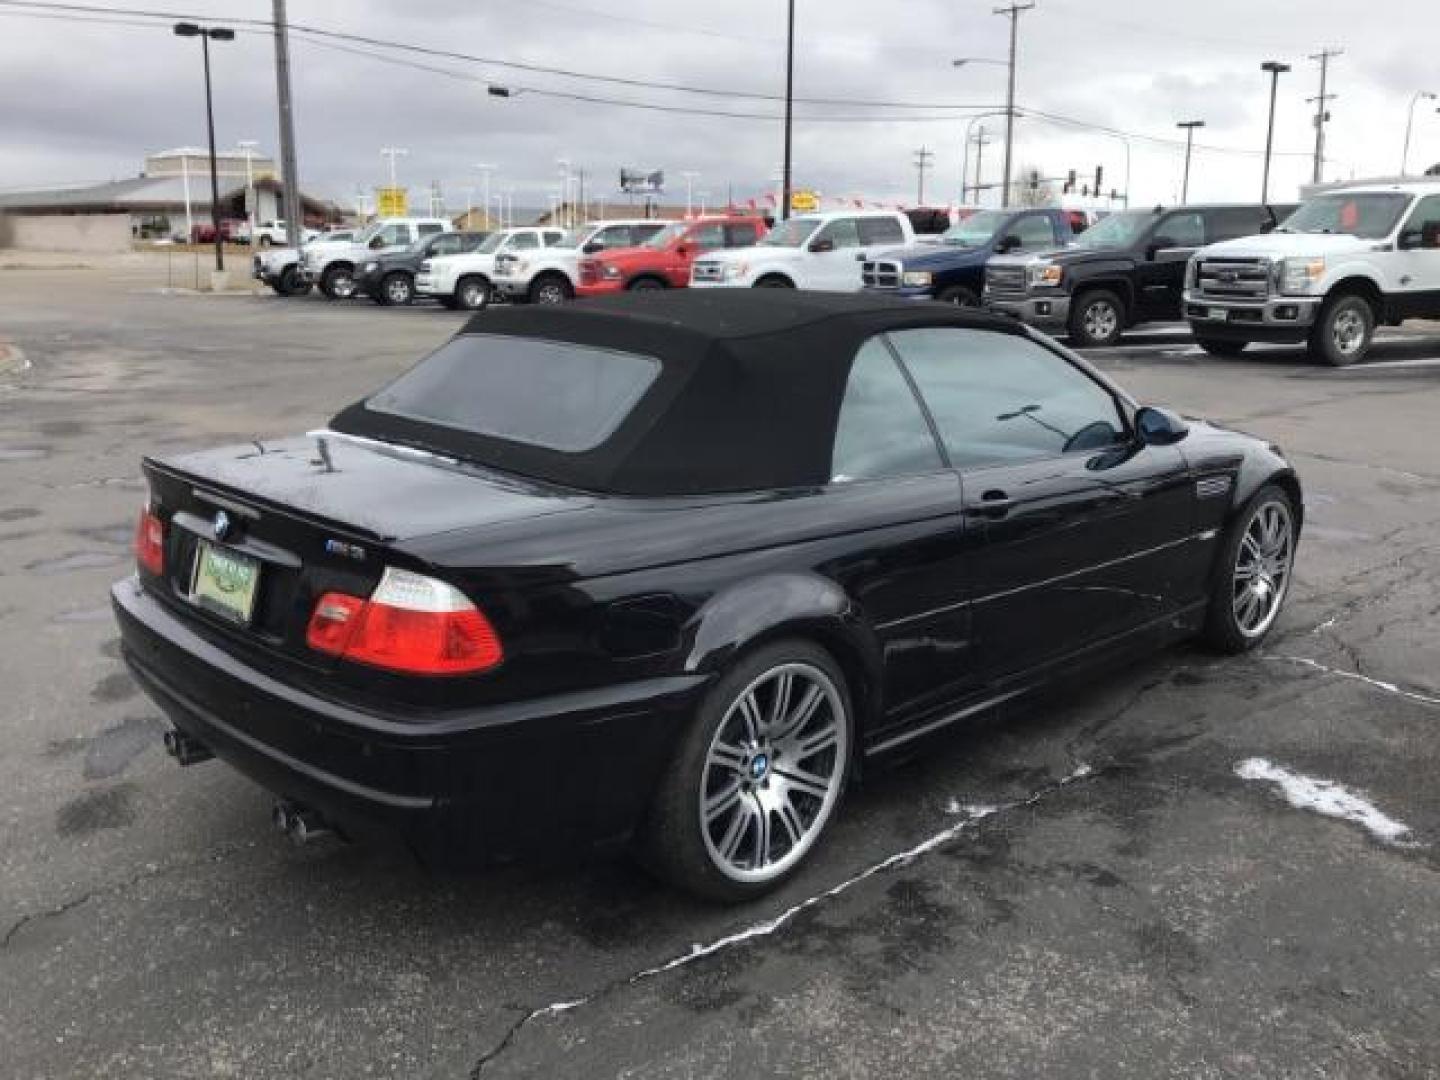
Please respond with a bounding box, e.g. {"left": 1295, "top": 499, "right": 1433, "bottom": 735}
{"left": 2, "top": 265, "right": 1438, "bottom": 1078}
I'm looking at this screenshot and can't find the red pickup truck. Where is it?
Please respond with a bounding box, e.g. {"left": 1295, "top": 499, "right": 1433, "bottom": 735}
{"left": 575, "top": 215, "right": 768, "bottom": 296}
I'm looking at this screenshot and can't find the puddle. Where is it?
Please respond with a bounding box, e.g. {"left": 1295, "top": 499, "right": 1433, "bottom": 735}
{"left": 84, "top": 716, "right": 164, "bottom": 780}
{"left": 26, "top": 551, "right": 126, "bottom": 574}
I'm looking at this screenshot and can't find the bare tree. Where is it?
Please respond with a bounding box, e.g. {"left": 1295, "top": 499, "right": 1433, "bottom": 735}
{"left": 1012, "top": 163, "right": 1056, "bottom": 208}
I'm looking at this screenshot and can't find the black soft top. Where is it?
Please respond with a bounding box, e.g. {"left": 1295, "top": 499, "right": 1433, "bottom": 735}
{"left": 331, "top": 291, "right": 1027, "bottom": 496}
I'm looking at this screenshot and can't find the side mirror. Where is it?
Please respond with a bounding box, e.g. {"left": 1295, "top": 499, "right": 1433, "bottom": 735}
{"left": 674, "top": 243, "right": 690, "bottom": 257}
{"left": 1135, "top": 405, "right": 1189, "bottom": 446}
{"left": 995, "top": 234, "right": 1021, "bottom": 254}
{"left": 368, "top": 236, "right": 386, "bottom": 249}
{"left": 809, "top": 237, "right": 836, "bottom": 253}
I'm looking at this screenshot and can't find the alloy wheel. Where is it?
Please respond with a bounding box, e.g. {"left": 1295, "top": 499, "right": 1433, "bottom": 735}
{"left": 384, "top": 275, "right": 413, "bottom": 305}
{"left": 700, "top": 662, "right": 849, "bottom": 884}
{"left": 1232, "top": 500, "right": 1294, "bottom": 638}
{"left": 535, "top": 281, "right": 567, "bottom": 305}
{"left": 1331, "top": 307, "right": 1367, "bottom": 357}
{"left": 1083, "top": 299, "right": 1119, "bottom": 342}
{"left": 459, "top": 280, "right": 488, "bottom": 310}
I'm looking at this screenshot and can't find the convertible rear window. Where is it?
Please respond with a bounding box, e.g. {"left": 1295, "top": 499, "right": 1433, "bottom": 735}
{"left": 365, "top": 334, "right": 661, "bottom": 453}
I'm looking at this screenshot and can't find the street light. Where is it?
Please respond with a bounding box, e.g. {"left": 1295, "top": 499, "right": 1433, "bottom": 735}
{"left": 173, "top": 21, "right": 234, "bottom": 274}
{"left": 680, "top": 170, "right": 700, "bottom": 217}
{"left": 1260, "top": 60, "right": 1291, "bottom": 203}
{"left": 1402, "top": 91, "right": 1438, "bottom": 176}
{"left": 1176, "top": 120, "right": 1205, "bottom": 204}
{"left": 236, "top": 139, "right": 259, "bottom": 239}
{"left": 474, "top": 163, "right": 495, "bottom": 228}
{"left": 959, "top": 108, "right": 1008, "bottom": 204}
{"left": 379, "top": 147, "right": 408, "bottom": 194}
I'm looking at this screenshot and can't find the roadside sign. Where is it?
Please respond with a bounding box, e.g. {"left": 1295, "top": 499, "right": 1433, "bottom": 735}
{"left": 375, "top": 187, "right": 408, "bottom": 217}
{"left": 620, "top": 169, "right": 664, "bottom": 194}
{"left": 790, "top": 189, "right": 820, "bottom": 213}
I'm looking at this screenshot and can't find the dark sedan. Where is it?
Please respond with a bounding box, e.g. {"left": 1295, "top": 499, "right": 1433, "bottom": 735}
{"left": 113, "top": 291, "right": 1302, "bottom": 900}
{"left": 357, "top": 230, "right": 489, "bottom": 306}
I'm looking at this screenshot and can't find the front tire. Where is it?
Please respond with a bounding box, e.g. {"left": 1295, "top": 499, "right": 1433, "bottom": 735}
{"left": 276, "top": 265, "right": 311, "bottom": 297}
{"left": 1308, "top": 292, "right": 1374, "bottom": 367}
{"left": 320, "top": 264, "right": 357, "bottom": 300}
{"left": 1201, "top": 483, "right": 1298, "bottom": 653}
{"left": 1068, "top": 289, "right": 1125, "bottom": 348}
{"left": 1196, "top": 336, "right": 1247, "bottom": 357}
{"left": 455, "top": 276, "right": 491, "bottom": 311}
{"left": 379, "top": 271, "right": 415, "bottom": 306}
{"left": 935, "top": 285, "right": 980, "bottom": 307}
{"left": 640, "top": 640, "right": 854, "bottom": 902}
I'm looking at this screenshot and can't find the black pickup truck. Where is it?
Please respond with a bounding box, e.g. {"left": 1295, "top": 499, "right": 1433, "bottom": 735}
{"left": 356, "top": 231, "right": 489, "bottom": 306}
{"left": 985, "top": 204, "right": 1294, "bottom": 346}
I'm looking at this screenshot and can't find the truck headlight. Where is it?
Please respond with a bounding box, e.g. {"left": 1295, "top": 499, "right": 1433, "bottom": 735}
{"left": 1028, "top": 264, "right": 1063, "bottom": 288}
{"left": 601, "top": 265, "right": 622, "bottom": 279}
{"left": 723, "top": 262, "right": 748, "bottom": 280}
{"left": 1277, "top": 257, "right": 1325, "bottom": 294}
{"left": 901, "top": 271, "right": 932, "bottom": 287}
{"left": 362, "top": 261, "right": 378, "bottom": 273}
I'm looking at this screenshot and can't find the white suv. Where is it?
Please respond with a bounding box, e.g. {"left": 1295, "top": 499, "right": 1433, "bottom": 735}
{"left": 416, "top": 227, "right": 567, "bottom": 310}
{"left": 491, "top": 220, "right": 667, "bottom": 304}
{"left": 1184, "top": 181, "right": 1440, "bottom": 365}
{"left": 690, "top": 211, "right": 914, "bottom": 291}
{"left": 302, "top": 217, "right": 451, "bottom": 300}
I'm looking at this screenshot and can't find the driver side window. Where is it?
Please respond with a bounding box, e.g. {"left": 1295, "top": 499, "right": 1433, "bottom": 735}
{"left": 1403, "top": 195, "right": 1440, "bottom": 248}
{"left": 814, "top": 218, "right": 862, "bottom": 249}
{"left": 1010, "top": 214, "right": 1057, "bottom": 249}
{"left": 1156, "top": 212, "right": 1205, "bottom": 249}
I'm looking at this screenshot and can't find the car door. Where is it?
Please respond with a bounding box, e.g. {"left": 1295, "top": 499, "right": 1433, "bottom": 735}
{"left": 1393, "top": 194, "right": 1440, "bottom": 318}
{"left": 825, "top": 336, "right": 977, "bottom": 728}
{"left": 889, "top": 326, "right": 1197, "bottom": 682}
{"left": 426, "top": 233, "right": 465, "bottom": 259}
{"left": 1135, "top": 210, "right": 1206, "bottom": 319}
{"left": 672, "top": 223, "right": 727, "bottom": 284}
{"left": 807, "top": 217, "right": 865, "bottom": 290}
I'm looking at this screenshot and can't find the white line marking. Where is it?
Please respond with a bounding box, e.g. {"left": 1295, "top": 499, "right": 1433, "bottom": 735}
{"left": 1235, "top": 757, "right": 1417, "bottom": 846}
{"left": 1264, "top": 655, "right": 1440, "bottom": 707}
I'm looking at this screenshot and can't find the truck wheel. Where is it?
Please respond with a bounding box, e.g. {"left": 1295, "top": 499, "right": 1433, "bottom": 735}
{"left": 1196, "top": 336, "right": 1247, "bottom": 358}
{"left": 754, "top": 275, "right": 795, "bottom": 289}
{"left": 1309, "top": 293, "right": 1374, "bottom": 367}
{"left": 529, "top": 273, "right": 573, "bottom": 305}
{"left": 277, "top": 265, "right": 310, "bottom": 297}
{"left": 1068, "top": 289, "right": 1125, "bottom": 348}
{"left": 320, "top": 264, "right": 357, "bottom": 300}
{"left": 455, "top": 276, "right": 491, "bottom": 311}
{"left": 935, "top": 285, "right": 980, "bottom": 307}
{"left": 379, "top": 272, "right": 415, "bottom": 306}
{"left": 627, "top": 276, "right": 666, "bottom": 291}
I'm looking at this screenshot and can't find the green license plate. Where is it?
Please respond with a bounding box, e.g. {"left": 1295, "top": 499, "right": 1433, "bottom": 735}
{"left": 191, "top": 542, "right": 260, "bottom": 625}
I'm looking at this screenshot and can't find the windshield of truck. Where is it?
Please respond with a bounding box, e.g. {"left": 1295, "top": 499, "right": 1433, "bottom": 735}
{"left": 938, "top": 210, "right": 1008, "bottom": 247}
{"left": 1071, "top": 210, "right": 1156, "bottom": 249}
{"left": 644, "top": 222, "right": 689, "bottom": 248}
{"left": 474, "top": 231, "right": 508, "bottom": 254}
{"left": 1276, "top": 193, "right": 1411, "bottom": 239}
{"left": 353, "top": 222, "right": 383, "bottom": 245}
{"left": 759, "top": 217, "right": 821, "bottom": 247}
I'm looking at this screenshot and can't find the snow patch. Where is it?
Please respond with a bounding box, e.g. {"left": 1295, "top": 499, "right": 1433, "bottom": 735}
{"left": 1235, "top": 757, "right": 1416, "bottom": 846}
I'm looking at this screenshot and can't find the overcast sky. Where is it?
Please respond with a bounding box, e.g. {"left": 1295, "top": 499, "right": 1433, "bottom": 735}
{"left": 2, "top": 0, "right": 1438, "bottom": 214}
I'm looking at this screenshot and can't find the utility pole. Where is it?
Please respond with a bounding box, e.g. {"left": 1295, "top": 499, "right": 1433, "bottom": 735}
{"left": 1176, "top": 120, "right": 1204, "bottom": 204}
{"left": 993, "top": 1, "right": 1035, "bottom": 209}
{"left": 913, "top": 146, "right": 934, "bottom": 205}
{"left": 271, "top": 0, "right": 303, "bottom": 250}
{"left": 970, "top": 127, "right": 991, "bottom": 203}
{"left": 681, "top": 170, "right": 699, "bottom": 217}
{"left": 781, "top": 0, "right": 796, "bottom": 219}
{"left": 474, "top": 163, "right": 494, "bottom": 228}
{"left": 1260, "top": 60, "right": 1291, "bottom": 203}
{"left": 1308, "top": 48, "right": 1342, "bottom": 185}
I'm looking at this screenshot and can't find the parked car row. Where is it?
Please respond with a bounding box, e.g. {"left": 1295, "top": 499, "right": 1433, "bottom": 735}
{"left": 258, "top": 181, "right": 1440, "bottom": 365}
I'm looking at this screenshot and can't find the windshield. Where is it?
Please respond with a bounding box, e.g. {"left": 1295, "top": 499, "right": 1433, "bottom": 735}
{"left": 938, "top": 210, "right": 1008, "bottom": 247}
{"left": 559, "top": 227, "right": 590, "bottom": 248}
{"left": 474, "top": 231, "right": 508, "bottom": 254}
{"left": 1277, "top": 193, "right": 1411, "bottom": 239}
{"left": 760, "top": 217, "right": 821, "bottom": 247}
{"left": 353, "top": 222, "right": 383, "bottom": 245}
{"left": 644, "top": 222, "right": 689, "bottom": 248}
{"left": 1072, "top": 210, "right": 1157, "bottom": 249}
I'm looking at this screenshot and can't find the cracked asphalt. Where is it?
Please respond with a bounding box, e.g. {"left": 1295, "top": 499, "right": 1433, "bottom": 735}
{"left": 2, "top": 259, "right": 1438, "bottom": 1079}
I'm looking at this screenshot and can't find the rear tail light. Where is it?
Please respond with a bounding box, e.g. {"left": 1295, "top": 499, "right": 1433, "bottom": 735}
{"left": 134, "top": 507, "right": 165, "bottom": 576}
{"left": 306, "top": 567, "right": 503, "bottom": 676}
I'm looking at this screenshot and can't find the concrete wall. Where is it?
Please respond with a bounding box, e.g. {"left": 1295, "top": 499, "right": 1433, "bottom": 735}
{"left": 0, "top": 213, "right": 132, "bottom": 253}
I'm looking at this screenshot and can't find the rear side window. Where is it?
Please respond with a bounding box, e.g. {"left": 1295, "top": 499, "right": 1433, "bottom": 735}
{"left": 726, "top": 222, "right": 761, "bottom": 247}
{"left": 544, "top": 231, "right": 567, "bottom": 246}
{"left": 858, "top": 216, "right": 905, "bottom": 246}
{"left": 1210, "top": 207, "right": 1269, "bottom": 240}
{"left": 831, "top": 339, "right": 944, "bottom": 481}
{"left": 367, "top": 334, "right": 661, "bottom": 453}
{"left": 417, "top": 223, "right": 444, "bottom": 237}
{"left": 688, "top": 223, "right": 727, "bottom": 249}
{"left": 509, "top": 232, "right": 539, "bottom": 250}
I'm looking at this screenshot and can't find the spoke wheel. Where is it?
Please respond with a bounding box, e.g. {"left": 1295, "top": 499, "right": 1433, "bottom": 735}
{"left": 1202, "top": 483, "right": 1298, "bottom": 652}
{"left": 701, "top": 662, "right": 848, "bottom": 884}
{"left": 383, "top": 273, "right": 414, "bottom": 305}
{"left": 1068, "top": 289, "right": 1124, "bottom": 348}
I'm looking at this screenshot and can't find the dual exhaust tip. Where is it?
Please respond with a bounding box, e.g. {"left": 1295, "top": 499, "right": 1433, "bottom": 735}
{"left": 162, "top": 727, "right": 214, "bottom": 766}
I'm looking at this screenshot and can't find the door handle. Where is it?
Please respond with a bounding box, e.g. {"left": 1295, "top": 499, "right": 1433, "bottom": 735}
{"left": 965, "top": 490, "right": 1014, "bottom": 516}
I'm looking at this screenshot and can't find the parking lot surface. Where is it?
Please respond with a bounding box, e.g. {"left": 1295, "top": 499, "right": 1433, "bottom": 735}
{"left": 3, "top": 262, "right": 1438, "bottom": 1079}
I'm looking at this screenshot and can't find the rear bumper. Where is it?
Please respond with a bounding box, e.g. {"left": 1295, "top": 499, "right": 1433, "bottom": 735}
{"left": 113, "top": 576, "right": 708, "bottom": 858}
{"left": 985, "top": 294, "right": 1070, "bottom": 329}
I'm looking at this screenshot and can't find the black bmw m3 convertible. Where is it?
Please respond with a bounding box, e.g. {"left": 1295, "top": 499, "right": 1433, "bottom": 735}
{"left": 114, "top": 290, "right": 1301, "bottom": 900}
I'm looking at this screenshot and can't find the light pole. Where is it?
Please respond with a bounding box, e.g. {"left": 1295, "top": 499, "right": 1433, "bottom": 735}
{"left": 781, "top": 0, "right": 795, "bottom": 219}
{"left": 1260, "top": 61, "right": 1291, "bottom": 203}
{"left": 556, "top": 158, "right": 572, "bottom": 227}
{"left": 380, "top": 147, "right": 408, "bottom": 196}
{"left": 1307, "top": 48, "right": 1342, "bottom": 185}
{"left": 236, "top": 139, "right": 259, "bottom": 238}
{"left": 958, "top": 106, "right": 1007, "bottom": 203}
{"left": 992, "top": 3, "right": 1035, "bottom": 208}
{"left": 1402, "top": 91, "right": 1438, "bottom": 176}
{"left": 474, "top": 163, "right": 494, "bottom": 227}
{"left": 681, "top": 171, "right": 700, "bottom": 217}
{"left": 173, "top": 21, "right": 234, "bottom": 272}
{"left": 1176, "top": 120, "right": 1204, "bottom": 204}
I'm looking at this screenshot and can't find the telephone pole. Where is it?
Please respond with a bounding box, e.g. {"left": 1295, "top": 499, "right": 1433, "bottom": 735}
{"left": 271, "top": 0, "right": 303, "bottom": 249}
{"left": 913, "top": 146, "right": 934, "bottom": 205}
{"left": 1176, "top": 120, "right": 1205, "bottom": 204}
{"left": 994, "top": 1, "right": 1035, "bottom": 208}
{"left": 781, "top": 0, "right": 796, "bottom": 220}
{"left": 969, "top": 127, "right": 991, "bottom": 203}
{"left": 1308, "top": 47, "right": 1342, "bottom": 185}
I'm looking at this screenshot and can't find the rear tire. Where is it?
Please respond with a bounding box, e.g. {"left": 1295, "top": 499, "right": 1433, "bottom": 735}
{"left": 1308, "top": 292, "right": 1374, "bottom": 367}
{"left": 639, "top": 639, "right": 854, "bottom": 903}
{"left": 1201, "top": 483, "right": 1298, "bottom": 654}
{"left": 320, "top": 263, "right": 357, "bottom": 300}
{"left": 1196, "top": 336, "right": 1247, "bottom": 357}
{"left": 378, "top": 272, "right": 415, "bottom": 306}
{"left": 529, "top": 273, "right": 573, "bottom": 305}
{"left": 277, "top": 265, "right": 310, "bottom": 297}
{"left": 455, "top": 276, "right": 491, "bottom": 311}
{"left": 1068, "top": 288, "right": 1125, "bottom": 348}
{"left": 754, "top": 275, "right": 795, "bottom": 289}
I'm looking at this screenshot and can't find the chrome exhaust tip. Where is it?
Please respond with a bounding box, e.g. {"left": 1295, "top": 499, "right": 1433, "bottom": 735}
{"left": 288, "top": 807, "right": 333, "bottom": 846}
{"left": 163, "top": 728, "right": 214, "bottom": 766}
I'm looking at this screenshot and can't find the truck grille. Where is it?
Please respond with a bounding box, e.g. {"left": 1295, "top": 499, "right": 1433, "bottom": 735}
{"left": 985, "top": 264, "right": 1027, "bottom": 300}
{"left": 1193, "top": 257, "right": 1271, "bottom": 301}
{"left": 691, "top": 261, "right": 723, "bottom": 283}
{"left": 862, "top": 260, "right": 901, "bottom": 288}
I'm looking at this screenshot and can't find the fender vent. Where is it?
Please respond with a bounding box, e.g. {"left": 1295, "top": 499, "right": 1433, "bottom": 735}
{"left": 1196, "top": 476, "right": 1233, "bottom": 500}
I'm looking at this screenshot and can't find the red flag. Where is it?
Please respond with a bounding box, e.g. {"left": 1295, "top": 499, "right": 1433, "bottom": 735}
{"left": 747, "top": 198, "right": 757, "bottom": 210}
{"left": 764, "top": 193, "right": 777, "bottom": 206}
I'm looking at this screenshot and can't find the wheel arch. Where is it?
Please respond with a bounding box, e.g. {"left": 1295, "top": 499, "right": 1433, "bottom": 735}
{"left": 1324, "top": 275, "right": 1384, "bottom": 319}
{"left": 626, "top": 273, "right": 668, "bottom": 290}
{"left": 752, "top": 272, "right": 797, "bottom": 289}
{"left": 1072, "top": 277, "right": 1135, "bottom": 317}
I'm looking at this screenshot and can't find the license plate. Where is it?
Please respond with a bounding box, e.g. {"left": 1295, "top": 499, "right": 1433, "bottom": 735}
{"left": 1208, "top": 307, "right": 1229, "bottom": 321}
{"left": 191, "top": 542, "right": 260, "bottom": 625}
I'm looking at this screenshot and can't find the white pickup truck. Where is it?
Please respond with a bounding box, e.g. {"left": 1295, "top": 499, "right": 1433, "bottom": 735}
{"left": 490, "top": 219, "right": 666, "bottom": 304}
{"left": 252, "top": 220, "right": 319, "bottom": 248}
{"left": 415, "top": 227, "right": 567, "bottom": 310}
{"left": 300, "top": 217, "right": 452, "bottom": 300}
{"left": 1184, "top": 181, "right": 1440, "bottom": 365}
{"left": 690, "top": 210, "right": 913, "bottom": 291}
{"left": 251, "top": 230, "right": 355, "bottom": 296}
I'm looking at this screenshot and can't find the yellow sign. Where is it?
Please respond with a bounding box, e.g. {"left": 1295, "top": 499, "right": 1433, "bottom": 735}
{"left": 790, "top": 189, "right": 820, "bottom": 213}
{"left": 376, "top": 187, "right": 408, "bottom": 217}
